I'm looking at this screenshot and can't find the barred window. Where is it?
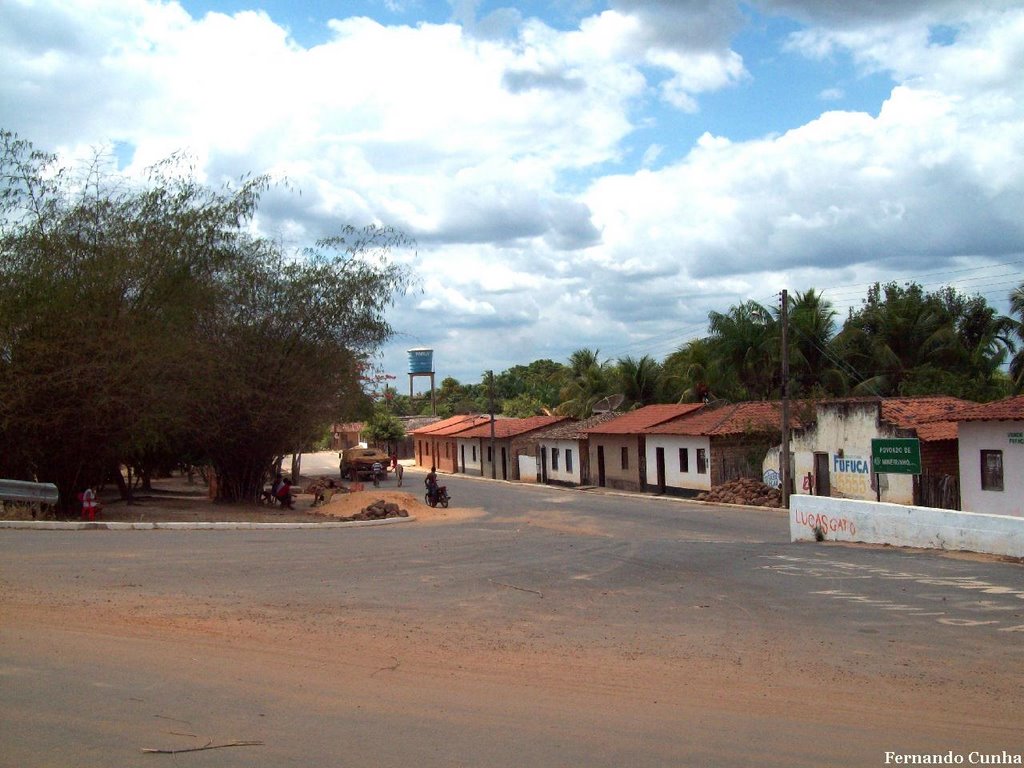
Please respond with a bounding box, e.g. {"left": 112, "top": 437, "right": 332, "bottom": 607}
{"left": 981, "top": 450, "right": 1004, "bottom": 491}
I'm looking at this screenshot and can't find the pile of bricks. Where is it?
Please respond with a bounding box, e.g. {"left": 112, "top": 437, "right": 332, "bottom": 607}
{"left": 694, "top": 478, "right": 783, "bottom": 508}
{"left": 350, "top": 499, "right": 410, "bottom": 521}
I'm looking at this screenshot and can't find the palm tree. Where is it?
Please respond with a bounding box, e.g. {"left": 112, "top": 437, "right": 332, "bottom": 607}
{"left": 834, "top": 282, "right": 948, "bottom": 396}
{"left": 785, "top": 288, "right": 847, "bottom": 397}
{"left": 1010, "top": 283, "right": 1024, "bottom": 393}
{"left": 616, "top": 354, "right": 662, "bottom": 409}
{"left": 661, "top": 338, "right": 739, "bottom": 402}
{"left": 707, "top": 300, "right": 778, "bottom": 399}
{"left": 555, "top": 347, "right": 613, "bottom": 418}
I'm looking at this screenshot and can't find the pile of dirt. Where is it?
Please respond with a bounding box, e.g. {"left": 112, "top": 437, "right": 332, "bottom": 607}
{"left": 694, "top": 478, "right": 782, "bottom": 508}
{"left": 332, "top": 498, "right": 412, "bottom": 522}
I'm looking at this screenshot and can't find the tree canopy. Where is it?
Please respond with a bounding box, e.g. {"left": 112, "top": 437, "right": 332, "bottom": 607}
{"left": 0, "top": 130, "right": 412, "bottom": 508}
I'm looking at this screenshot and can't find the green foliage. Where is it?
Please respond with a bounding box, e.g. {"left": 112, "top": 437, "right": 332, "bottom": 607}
{"left": 615, "top": 354, "right": 662, "bottom": 409}
{"left": 555, "top": 348, "right": 613, "bottom": 418}
{"left": 365, "top": 408, "right": 406, "bottom": 449}
{"left": 0, "top": 129, "right": 413, "bottom": 508}
{"left": 501, "top": 393, "right": 547, "bottom": 417}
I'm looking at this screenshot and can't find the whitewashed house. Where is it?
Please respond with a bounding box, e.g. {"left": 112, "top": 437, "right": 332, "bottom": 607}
{"left": 645, "top": 401, "right": 787, "bottom": 495}
{"left": 535, "top": 413, "right": 619, "bottom": 487}
{"left": 763, "top": 397, "right": 965, "bottom": 506}
{"left": 956, "top": 395, "right": 1024, "bottom": 517}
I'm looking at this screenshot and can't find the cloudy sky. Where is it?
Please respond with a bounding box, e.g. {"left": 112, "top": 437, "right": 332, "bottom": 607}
{"left": 3, "top": 0, "right": 1024, "bottom": 387}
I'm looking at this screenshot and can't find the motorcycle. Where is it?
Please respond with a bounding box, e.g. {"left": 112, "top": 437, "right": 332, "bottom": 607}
{"left": 424, "top": 485, "right": 450, "bottom": 508}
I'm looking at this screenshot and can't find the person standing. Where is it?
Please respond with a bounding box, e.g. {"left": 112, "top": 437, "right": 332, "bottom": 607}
{"left": 395, "top": 462, "right": 404, "bottom": 487}
{"left": 79, "top": 488, "right": 98, "bottom": 521}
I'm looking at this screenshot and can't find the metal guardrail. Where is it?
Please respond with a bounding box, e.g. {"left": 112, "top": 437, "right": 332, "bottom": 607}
{"left": 0, "top": 479, "right": 60, "bottom": 504}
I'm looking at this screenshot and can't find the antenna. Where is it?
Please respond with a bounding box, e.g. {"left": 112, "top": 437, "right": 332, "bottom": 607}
{"left": 592, "top": 394, "right": 625, "bottom": 414}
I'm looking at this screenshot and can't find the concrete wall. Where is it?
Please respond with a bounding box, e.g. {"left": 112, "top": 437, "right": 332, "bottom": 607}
{"left": 644, "top": 435, "right": 712, "bottom": 492}
{"left": 958, "top": 420, "right": 1024, "bottom": 517}
{"left": 589, "top": 435, "right": 644, "bottom": 491}
{"left": 790, "top": 494, "right": 1024, "bottom": 558}
{"left": 456, "top": 438, "right": 483, "bottom": 476}
{"left": 517, "top": 454, "right": 538, "bottom": 482}
{"left": 539, "top": 439, "right": 583, "bottom": 485}
{"left": 764, "top": 402, "right": 914, "bottom": 503}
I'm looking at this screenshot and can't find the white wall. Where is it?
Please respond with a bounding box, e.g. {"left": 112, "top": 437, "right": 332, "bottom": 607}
{"left": 790, "top": 494, "right": 1024, "bottom": 558}
{"left": 456, "top": 438, "right": 482, "bottom": 475}
{"left": 958, "top": 420, "right": 1024, "bottom": 517}
{"left": 763, "top": 403, "right": 913, "bottom": 503}
{"left": 518, "top": 454, "right": 538, "bottom": 482}
{"left": 539, "top": 439, "right": 582, "bottom": 485}
{"left": 644, "top": 435, "right": 712, "bottom": 492}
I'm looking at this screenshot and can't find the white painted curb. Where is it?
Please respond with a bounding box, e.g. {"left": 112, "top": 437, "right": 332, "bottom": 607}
{"left": 0, "top": 516, "right": 416, "bottom": 531}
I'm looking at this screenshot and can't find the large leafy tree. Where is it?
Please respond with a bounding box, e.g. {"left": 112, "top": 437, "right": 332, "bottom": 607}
{"left": 0, "top": 133, "right": 261, "bottom": 509}
{"left": 836, "top": 282, "right": 1012, "bottom": 399}
{"left": 192, "top": 226, "right": 411, "bottom": 502}
{"left": 0, "top": 130, "right": 412, "bottom": 509}
{"left": 493, "top": 359, "right": 564, "bottom": 408}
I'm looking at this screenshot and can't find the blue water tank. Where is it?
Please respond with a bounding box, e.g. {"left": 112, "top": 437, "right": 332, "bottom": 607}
{"left": 408, "top": 348, "right": 434, "bottom": 374}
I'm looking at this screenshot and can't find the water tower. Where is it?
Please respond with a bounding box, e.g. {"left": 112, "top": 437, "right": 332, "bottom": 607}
{"left": 407, "top": 347, "right": 436, "bottom": 415}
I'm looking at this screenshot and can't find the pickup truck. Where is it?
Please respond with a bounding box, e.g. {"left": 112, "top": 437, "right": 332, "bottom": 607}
{"left": 339, "top": 448, "right": 391, "bottom": 481}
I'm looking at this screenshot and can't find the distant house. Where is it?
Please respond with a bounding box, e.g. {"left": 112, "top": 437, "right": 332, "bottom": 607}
{"left": 330, "top": 422, "right": 365, "bottom": 450}
{"left": 535, "top": 412, "right": 620, "bottom": 487}
{"left": 455, "top": 415, "right": 569, "bottom": 481}
{"left": 585, "top": 404, "right": 705, "bottom": 492}
{"left": 410, "top": 415, "right": 491, "bottom": 473}
{"left": 645, "top": 401, "right": 791, "bottom": 495}
{"left": 764, "top": 396, "right": 967, "bottom": 506}
{"left": 955, "top": 395, "right": 1024, "bottom": 517}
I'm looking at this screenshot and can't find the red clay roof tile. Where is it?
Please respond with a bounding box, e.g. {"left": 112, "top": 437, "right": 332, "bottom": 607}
{"left": 954, "top": 395, "right": 1024, "bottom": 422}
{"left": 647, "top": 401, "right": 792, "bottom": 436}
{"left": 456, "top": 415, "right": 569, "bottom": 439}
{"left": 585, "top": 404, "right": 705, "bottom": 434}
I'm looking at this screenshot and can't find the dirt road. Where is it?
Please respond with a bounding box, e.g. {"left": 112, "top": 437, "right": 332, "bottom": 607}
{"left": 2, "top": 474, "right": 1022, "bottom": 766}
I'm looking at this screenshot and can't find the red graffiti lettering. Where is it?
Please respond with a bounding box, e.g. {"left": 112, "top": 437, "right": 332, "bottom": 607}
{"left": 795, "top": 510, "right": 857, "bottom": 538}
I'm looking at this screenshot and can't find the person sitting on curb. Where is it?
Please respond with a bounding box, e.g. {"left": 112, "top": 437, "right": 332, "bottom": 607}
{"left": 275, "top": 477, "right": 295, "bottom": 510}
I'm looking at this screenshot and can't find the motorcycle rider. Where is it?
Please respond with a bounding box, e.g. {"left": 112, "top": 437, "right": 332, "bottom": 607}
{"left": 425, "top": 466, "right": 438, "bottom": 504}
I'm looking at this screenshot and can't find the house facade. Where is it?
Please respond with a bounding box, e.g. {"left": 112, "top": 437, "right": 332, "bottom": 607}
{"left": 410, "top": 415, "right": 491, "bottom": 473}
{"left": 535, "top": 413, "right": 619, "bottom": 487}
{"left": 585, "top": 404, "right": 705, "bottom": 492}
{"left": 956, "top": 395, "right": 1024, "bottom": 517}
{"left": 645, "top": 401, "right": 790, "bottom": 495}
{"left": 763, "top": 397, "right": 966, "bottom": 506}
{"left": 330, "top": 422, "right": 365, "bottom": 451}
{"left": 455, "top": 415, "right": 569, "bottom": 480}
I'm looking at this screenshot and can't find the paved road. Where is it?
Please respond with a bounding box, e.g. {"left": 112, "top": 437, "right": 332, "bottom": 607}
{"left": 2, "top": 465, "right": 1023, "bottom": 767}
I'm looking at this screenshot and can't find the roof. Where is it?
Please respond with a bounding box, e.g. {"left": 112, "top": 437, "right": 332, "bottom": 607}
{"left": 880, "top": 396, "right": 970, "bottom": 442}
{"left": 810, "top": 396, "right": 970, "bottom": 442}
{"left": 646, "top": 401, "right": 792, "bottom": 437}
{"left": 954, "top": 395, "right": 1024, "bottom": 423}
{"left": 879, "top": 396, "right": 972, "bottom": 429}
{"left": 409, "top": 414, "right": 488, "bottom": 436}
{"left": 535, "top": 412, "right": 621, "bottom": 441}
{"left": 585, "top": 403, "right": 705, "bottom": 434}
{"left": 456, "top": 415, "right": 569, "bottom": 440}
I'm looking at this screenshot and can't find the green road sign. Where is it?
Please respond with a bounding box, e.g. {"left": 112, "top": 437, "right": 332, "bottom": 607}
{"left": 871, "top": 438, "right": 922, "bottom": 475}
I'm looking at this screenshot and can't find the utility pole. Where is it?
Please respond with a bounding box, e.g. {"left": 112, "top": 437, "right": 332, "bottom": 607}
{"left": 488, "top": 370, "right": 497, "bottom": 480}
{"left": 780, "top": 289, "right": 791, "bottom": 509}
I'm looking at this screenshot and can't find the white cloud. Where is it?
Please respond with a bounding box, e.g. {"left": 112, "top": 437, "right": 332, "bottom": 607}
{"left": 2, "top": 0, "right": 1023, "bottom": 382}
